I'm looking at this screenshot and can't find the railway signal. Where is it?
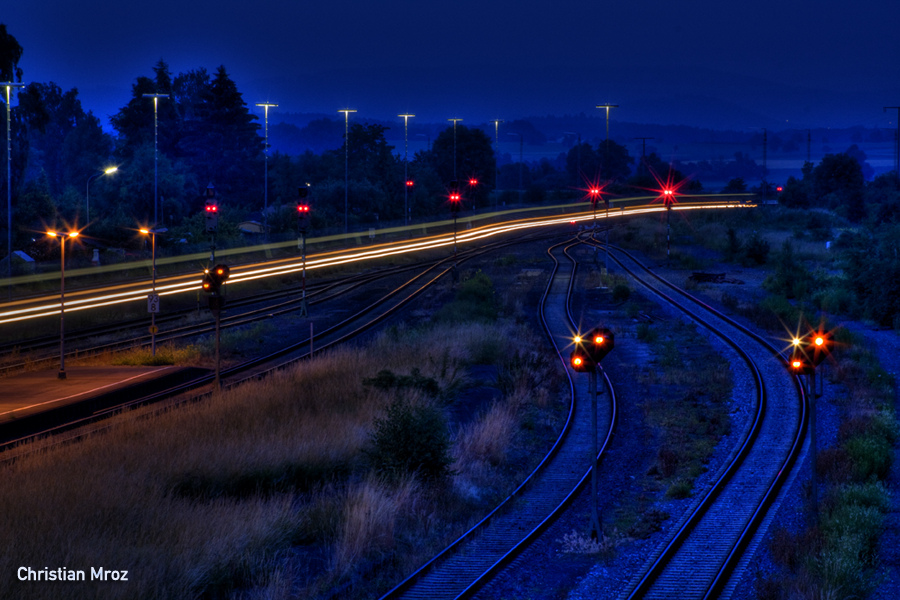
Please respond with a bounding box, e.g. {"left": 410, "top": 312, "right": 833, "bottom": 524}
{"left": 297, "top": 187, "right": 311, "bottom": 318}
{"left": 569, "top": 325, "right": 616, "bottom": 542}
{"left": 204, "top": 184, "right": 219, "bottom": 233}
{"left": 570, "top": 327, "right": 615, "bottom": 371}
{"left": 448, "top": 181, "right": 462, "bottom": 269}
{"left": 789, "top": 324, "right": 834, "bottom": 525}
{"left": 201, "top": 264, "right": 230, "bottom": 296}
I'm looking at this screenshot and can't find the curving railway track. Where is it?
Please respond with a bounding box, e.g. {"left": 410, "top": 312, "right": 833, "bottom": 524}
{"left": 588, "top": 239, "right": 808, "bottom": 600}
{"left": 379, "top": 236, "right": 617, "bottom": 600}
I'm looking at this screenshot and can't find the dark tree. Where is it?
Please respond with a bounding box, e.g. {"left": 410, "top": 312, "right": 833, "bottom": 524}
{"left": 430, "top": 124, "right": 496, "bottom": 208}
{"left": 0, "top": 24, "right": 24, "bottom": 82}
{"left": 722, "top": 177, "right": 747, "bottom": 193}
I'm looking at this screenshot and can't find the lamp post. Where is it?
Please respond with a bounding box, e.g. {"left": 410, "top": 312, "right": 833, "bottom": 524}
{"left": 448, "top": 118, "right": 463, "bottom": 181}
{"left": 3, "top": 81, "right": 25, "bottom": 290}
{"left": 48, "top": 229, "right": 79, "bottom": 379}
{"left": 140, "top": 227, "right": 167, "bottom": 356}
{"left": 338, "top": 109, "right": 356, "bottom": 234}
{"left": 142, "top": 93, "right": 169, "bottom": 226}
{"left": 596, "top": 103, "right": 619, "bottom": 178}
{"left": 399, "top": 114, "right": 415, "bottom": 226}
{"left": 255, "top": 103, "right": 278, "bottom": 237}
{"left": 492, "top": 119, "right": 503, "bottom": 209}
{"left": 86, "top": 166, "right": 118, "bottom": 223}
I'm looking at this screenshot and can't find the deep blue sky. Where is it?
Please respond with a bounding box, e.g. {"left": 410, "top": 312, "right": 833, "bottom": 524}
{"left": 5, "top": 0, "right": 900, "bottom": 131}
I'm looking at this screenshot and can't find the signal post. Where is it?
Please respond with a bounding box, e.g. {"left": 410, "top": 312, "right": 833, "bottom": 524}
{"left": 297, "top": 186, "right": 311, "bottom": 318}
{"left": 570, "top": 327, "right": 615, "bottom": 541}
{"left": 789, "top": 327, "right": 833, "bottom": 524}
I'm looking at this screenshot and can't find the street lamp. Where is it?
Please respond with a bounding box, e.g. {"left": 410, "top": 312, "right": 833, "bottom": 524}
{"left": 399, "top": 114, "right": 415, "bottom": 226}
{"left": 139, "top": 226, "right": 167, "bottom": 357}
{"left": 596, "top": 103, "right": 619, "bottom": 178}
{"left": 492, "top": 119, "right": 503, "bottom": 209}
{"left": 86, "top": 166, "right": 118, "bottom": 223}
{"left": 47, "top": 228, "right": 80, "bottom": 379}
{"left": 3, "top": 80, "right": 25, "bottom": 290}
{"left": 255, "top": 103, "right": 278, "bottom": 237}
{"left": 338, "top": 109, "right": 357, "bottom": 234}
{"left": 448, "top": 118, "right": 463, "bottom": 180}
{"left": 142, "top": 93, "right": 169, "bottom": 226}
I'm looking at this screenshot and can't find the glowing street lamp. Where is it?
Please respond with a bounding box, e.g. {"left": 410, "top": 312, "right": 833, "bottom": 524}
{"left": 338, "top": 109, "right": 357, "bottom": 234}
{"left": 142, "top": 93, "right": 169, "bottom": 226}
{"left": 139, "top": 226, "right": 167, "bottom": 356}
{"left": 256, "top": 103, "right": 278, "bottom": 237}
{"left": 399, "top": 114, "right": 415, "bottom": 226}
{"left": 47, "top": 229, "right": 81, "bottom": 379}
{"left": 86, "top": 166, "right": 118, "bottom": 223}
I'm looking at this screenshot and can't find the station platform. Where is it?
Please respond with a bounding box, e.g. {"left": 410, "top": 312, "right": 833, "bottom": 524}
{"left": 0, "top": 365, "right": 207, "bottom": 443}
{"left": 0, "top": 366, "right": 183, "bottom": 422}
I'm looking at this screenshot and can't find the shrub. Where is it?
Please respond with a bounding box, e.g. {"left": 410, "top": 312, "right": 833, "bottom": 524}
{"left": 435, "top": 270, "right": 499, "bottom": 323}
{"left": 743, "top": 231, "right": 770, "bottom": 265}
{"left": 368, "top": 397, "right": 453, "bottom": 482}
{"left": 612, "top": 283, "right": 631, "bottom": 303}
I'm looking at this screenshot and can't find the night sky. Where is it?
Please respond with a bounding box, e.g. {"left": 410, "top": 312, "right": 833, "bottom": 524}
{"left": 5, "top": 0, "right": 900, "bottom": 131}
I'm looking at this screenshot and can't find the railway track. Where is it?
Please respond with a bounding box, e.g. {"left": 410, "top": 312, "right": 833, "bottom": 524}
{"left": 0, "top": 230, "right": 560, "bottom": 455}
{"left": 0, "top": 257, "right": 439, "bottom": 372}
{"left": 379, "top": 236, "right": 617, "bottom": 600}
{"left": 578, "top": 239, "right": 808, "bottom": 600}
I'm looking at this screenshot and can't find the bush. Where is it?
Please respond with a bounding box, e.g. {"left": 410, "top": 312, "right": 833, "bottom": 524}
{"left": 743, "top": 231, "right": 770, "bottom": 265}
{"left": 368, "top": 397, "right": 453, "bottom": 482}
{"left": 435, "top": 270, "right": 499, "bottom": 323}
{"left": 612, "top": 283, "right": 631, "bottom": 303}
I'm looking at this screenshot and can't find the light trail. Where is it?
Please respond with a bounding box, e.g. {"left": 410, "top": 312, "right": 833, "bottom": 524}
{"left": 0, "top": 202, "right": 750, "bottom": 325}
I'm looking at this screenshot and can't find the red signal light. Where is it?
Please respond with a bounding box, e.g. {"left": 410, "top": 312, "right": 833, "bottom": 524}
{"left": 450, "top": 193, "right": 460, "bottom": 202}
{"left": 406, "top": 180, "right": 414, "bottom": 187}
{"left": 469, "top": 178, "right": 478, "bottom": 186}
{"left": 205, "top": 204, "right": 218, "bottom": 213}
{"left": 297, "top": 204, "right": 309, "bottom": 213}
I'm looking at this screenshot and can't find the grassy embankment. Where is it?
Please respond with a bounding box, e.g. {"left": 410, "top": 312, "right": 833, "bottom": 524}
{"left": 618, "top": 206, "right": 897, "bottom": 599}
{"left": 1, "top": 269, "right": 566, "bottom": 600}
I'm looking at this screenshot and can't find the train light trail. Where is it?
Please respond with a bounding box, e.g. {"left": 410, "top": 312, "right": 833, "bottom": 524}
{"left": 0, "top": 201, "right": 753, "bottom": 326}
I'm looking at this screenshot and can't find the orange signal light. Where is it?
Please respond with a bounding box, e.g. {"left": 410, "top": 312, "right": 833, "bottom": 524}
{"left": 594, "top": 335, "right": 604, "bottom": 344}
{"left": 792, "top": 360, "right": 802, "bottom": 369}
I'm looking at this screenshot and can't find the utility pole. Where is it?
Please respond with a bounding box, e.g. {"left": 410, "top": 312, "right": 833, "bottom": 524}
{"left": 633, "top": 137, "right": 655, "bottom": 177}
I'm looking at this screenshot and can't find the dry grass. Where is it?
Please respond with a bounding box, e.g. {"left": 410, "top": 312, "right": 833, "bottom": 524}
{"left": 1, "top": 320, "right": 563, "bottom": 600}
